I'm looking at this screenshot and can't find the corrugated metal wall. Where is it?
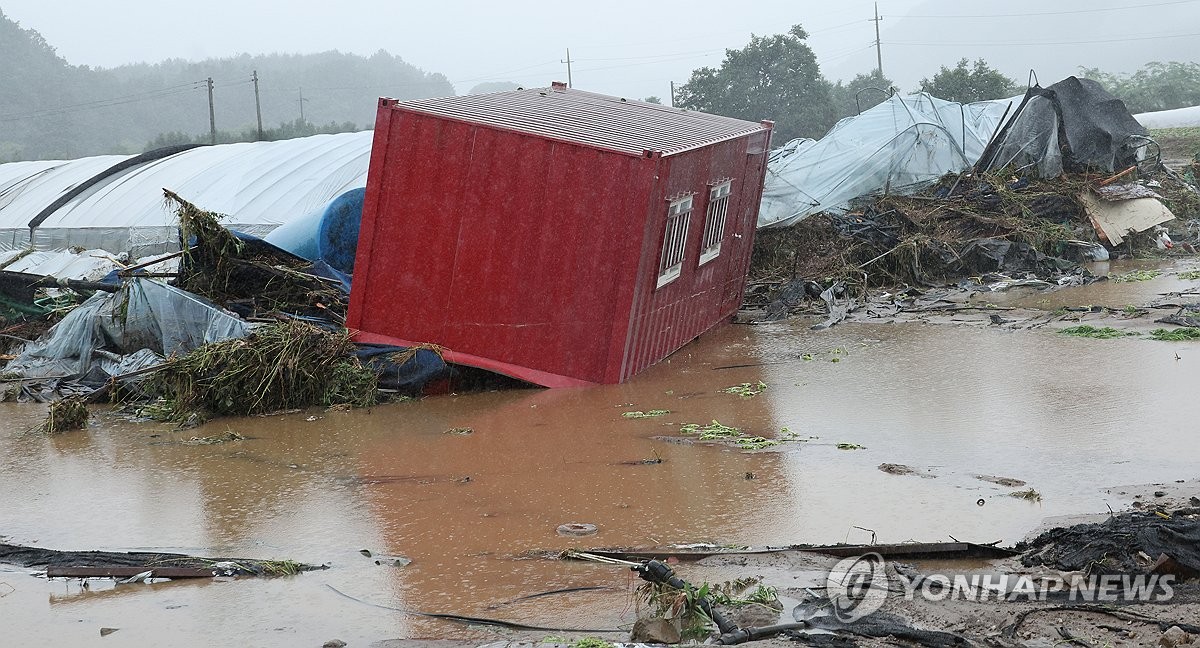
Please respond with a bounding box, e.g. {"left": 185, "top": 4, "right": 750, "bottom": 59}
{"left": 350, "top": 105, "right": 654, "bottom": 383}
{"left": 619, "top": 134, "right": 769, "bottom": 382}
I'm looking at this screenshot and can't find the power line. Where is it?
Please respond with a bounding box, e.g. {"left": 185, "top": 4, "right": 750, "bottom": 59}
{"left": 0, "top": 83, "right": 205, "bottom": 123}
{"left": 576, "top": 48, "right": 726, "bottom": 63}
{"left": 904, "top": 0, "right": 1198, "bottom": 18}
{"left": 887, "top": 31, "right": 1200, "bottom": 46}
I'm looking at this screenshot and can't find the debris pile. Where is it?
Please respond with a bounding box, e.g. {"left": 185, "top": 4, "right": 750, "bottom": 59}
{"left": 751, "top": 171, "right": 1092, "bottom": 289}
{"left": 1, "top": 189, "right": 449, "bottom": 420}
{"left": 0, "top": 541, "right": 320, "bottom": 579}
{"left": 168, "top": 190, "right": 348, "bottom": 320}
{"left": 144, "top": 319, "right": 378, "bottom": 420}
{"left": 1018, "top": 508, "right": 1200, "bottom": 578}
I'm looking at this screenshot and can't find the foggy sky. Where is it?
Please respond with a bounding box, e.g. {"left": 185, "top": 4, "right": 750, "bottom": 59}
{"left": 3, "top": 0, "right": 1198, "bottom": 100}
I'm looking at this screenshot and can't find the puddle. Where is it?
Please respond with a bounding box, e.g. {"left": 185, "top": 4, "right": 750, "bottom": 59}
{"left": 3, "top": 278, "right": 1200, "bottom": 644}
{"left": 986, "top": 258, "right": 1200, "bottom": 310}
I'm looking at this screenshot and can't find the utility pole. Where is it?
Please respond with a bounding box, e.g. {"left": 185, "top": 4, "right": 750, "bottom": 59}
{"left": 561, "top": 48, "right": 573, "bottom": 88}
{"left": 871, "top": 2, "right": 884, "bottom": 77}
{"left": 205, "top": 77, "right": 216, "bottom": 145}
{"left": 298, "top": 87, "right": 308, "bottom": 122}
{"left": 669, "top": 81, "right": 675, "bottom": 107}
{"left": 252, "top": 70, "right": 264, "bottom": 141}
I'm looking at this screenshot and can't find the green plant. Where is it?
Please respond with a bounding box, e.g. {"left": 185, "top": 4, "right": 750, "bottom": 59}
{"left": 1149, "top": 328, "right": 1200, "bottom": 341}
{"left": 637, "top": 580, "right": 715, "bottom": 641}
{"left": 1059, "top": 326, "right": 1139, "bottom": 339}
{"left": 572, "top": 638, "right": 615, "bottom": 648}
{"left": 836, "top": 442, "right": 866, "bottom": 450}
{"left": 622, "top": 409, "right": 671, "bottom": 418}
{"left": 1111, "top": 270, "right": 1163, "bottom": 282}
{"left": 1178, "top": 270, "right": 1200, "bottom": 281}
{"left": 720, "top": 381, "right": 767, "bottom": 397}
{"left": 746, "top": 584, "right": 779, "bottom": 605}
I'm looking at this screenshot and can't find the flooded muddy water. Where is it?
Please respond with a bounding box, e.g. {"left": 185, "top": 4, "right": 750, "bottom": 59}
{"left": 3, "top": 272, "right": 1200, "bottom": 645}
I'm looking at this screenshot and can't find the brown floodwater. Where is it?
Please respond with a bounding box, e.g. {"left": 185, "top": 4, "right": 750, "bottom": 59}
{"left": 3, "top": 272, "right": 1200, "bottom": 645}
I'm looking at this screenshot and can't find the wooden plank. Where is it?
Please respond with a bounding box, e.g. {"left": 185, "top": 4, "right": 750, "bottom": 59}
{"left": 45, "top": 566, "right": 217, "bottom": 579}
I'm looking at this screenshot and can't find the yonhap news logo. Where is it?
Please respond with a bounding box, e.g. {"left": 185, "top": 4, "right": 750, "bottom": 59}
{"left": 825, "top": 553, "right": 889, "bottom": 621}
{"left": 821, "top": 553, "right": 1174, "bottom": 621}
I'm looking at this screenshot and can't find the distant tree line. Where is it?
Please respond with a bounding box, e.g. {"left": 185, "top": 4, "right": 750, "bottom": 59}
{"left": 1079, "top": 62, "right": 1200, "bottom": 114}
{"left": 673, "top": 26, "right": 1024, "bottom": 144}
{"left": 0, "top": 10, "right": 451, "bottom": 162}
{"left": 674, "top": 25, "right": 1199, "bottom": 145}
{"left": 144, "top": 118, "right": 360, "bottom": 150}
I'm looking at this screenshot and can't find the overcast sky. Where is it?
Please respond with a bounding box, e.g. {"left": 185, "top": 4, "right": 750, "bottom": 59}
{"left": 2, "top": 0, "right": 920, "bottom": 98}
{"left": 3, "top": 0, "right": 1197, "bottom": 100}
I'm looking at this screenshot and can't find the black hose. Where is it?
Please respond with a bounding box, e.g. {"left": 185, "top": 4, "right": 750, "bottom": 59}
{"left": 716, "top": 622, "right": 810, "bottom": 645}
{"left": 631, "top": 560, "right": 737, "bottom": 634}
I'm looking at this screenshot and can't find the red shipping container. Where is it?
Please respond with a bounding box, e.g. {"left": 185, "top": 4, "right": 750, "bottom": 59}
{"left": 348, "top": 84, "right": 772, "bottom": 387}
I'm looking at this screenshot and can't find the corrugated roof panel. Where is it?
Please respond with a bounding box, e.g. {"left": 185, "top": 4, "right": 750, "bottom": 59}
{"left": 394, "top": 87, "right": 768, "bottom": 157}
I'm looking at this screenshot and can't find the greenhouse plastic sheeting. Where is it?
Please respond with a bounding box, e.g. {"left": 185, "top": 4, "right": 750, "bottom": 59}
{"left": 1135, "top": 105, "right": 1200, "bottom": 129}
{"left": 978, "top": 77, "right": 1149, "bottom": 177}
{"left": 758, "top": 92, "right": 1018, "bottom": 229}
{"left": 0, "top": 131, "right": 372, "bottom": 256}
{"left": 0, "top": 249, "right": 123, "bottom": 281}
{"left": 2, "top": 278, "right": 251, "bottom": 381}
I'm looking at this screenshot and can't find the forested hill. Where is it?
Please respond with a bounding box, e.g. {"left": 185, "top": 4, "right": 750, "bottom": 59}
{"left": 0, "top": 10, "right": 453, "bottom": 162}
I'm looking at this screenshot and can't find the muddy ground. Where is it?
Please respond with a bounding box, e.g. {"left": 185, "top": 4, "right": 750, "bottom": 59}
{"left": 3, "top": 258, "right": 1200, "bottom": 646}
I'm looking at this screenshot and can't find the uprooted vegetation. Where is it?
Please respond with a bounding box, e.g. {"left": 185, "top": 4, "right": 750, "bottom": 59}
{"left": 166, "top": 189, "right": 347, "bottom": 320}
{"left": 748, "top": 168, "right": 1200, "bottom": 311}
{"left": 35, "top": 397, "right": 88, "bottom": 433}
{"left": 751, "top": 172, "right": 1094, "bottom": 290}
{"left": 140, "top": 319, "right": 377, "bottom": 422}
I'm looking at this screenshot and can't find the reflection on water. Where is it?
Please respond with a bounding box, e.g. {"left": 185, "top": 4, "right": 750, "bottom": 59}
{"left": 3, "top": 299, "right": 1200, "bottom": 644}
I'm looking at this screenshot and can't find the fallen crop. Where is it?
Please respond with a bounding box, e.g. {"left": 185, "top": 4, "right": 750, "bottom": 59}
{"left": 1059, "top": 325, "right": 1138, "bottom": 339}
{"left": 36, "top": 397, "right": 88, "bottom": 434}
{"left": 622, "top": 410, "right": 671, "bottom": 418}
{"left": 1149, "top": 327, "right": 1200, "bottom": 341}
{"left": 720, "top": 381, "right": 767, "bottom": 397}
{"left": 1111, "top": 269, "right": 1162, "bottom": 283}
{"left": 145, "top": 319, "right": 377, "bottom": 421}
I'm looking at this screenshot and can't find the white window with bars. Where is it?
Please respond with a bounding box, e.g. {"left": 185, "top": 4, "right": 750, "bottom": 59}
{"left": 657, "top": 195, "right": 693, "bottom": 288}
{"left": 699, "top": 180, "right": 731, "bottom": 265}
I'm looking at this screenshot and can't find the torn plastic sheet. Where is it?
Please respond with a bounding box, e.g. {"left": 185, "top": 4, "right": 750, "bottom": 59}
{"left": 758, "top": 92, "right": 1018, "bottom": 229}
{"left": 3, "top": 278, "right": 251, "bottom": 385}
{"left": 978, "top": 76, "right": 1150, "bottom": 178}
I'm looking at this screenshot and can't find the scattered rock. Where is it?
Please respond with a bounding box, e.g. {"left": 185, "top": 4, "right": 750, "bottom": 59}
{"left": 1160, "top": 626, "right": 1194, "bottom": 648}
{"left": 99, "top": 628, "right": 119, "bottom": 637}
{"left": 879, "top": 463, "right": 917, "bottom": 476}
{"left": 1155, "top": 491, "right": 1168, "bottom": 498}
{"left": 631, "top": 617, "right": 681, "bottom": 644}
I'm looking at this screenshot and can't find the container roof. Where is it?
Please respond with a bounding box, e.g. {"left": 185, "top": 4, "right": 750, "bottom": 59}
{"left": 391, "top": 85, "right": 770, "bottom": 157}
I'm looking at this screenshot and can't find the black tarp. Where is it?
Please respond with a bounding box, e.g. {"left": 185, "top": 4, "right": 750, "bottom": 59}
{"left": 977, "top": 76, "right": 1149, "bottom": 177}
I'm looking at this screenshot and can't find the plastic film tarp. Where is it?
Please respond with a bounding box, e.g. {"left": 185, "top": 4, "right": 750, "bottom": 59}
{"left": 758, "top": 93, "right": 1019, "bottom": 229}
{"left": 0, "top": 131, "right": 372, "bottom": 257}
{"left": 1135, "top": 105, "right": 1200, "bottom": 129}
{"left": 978, "top": 77, "right": 1149, "bottom": 177}
{"left": 3, "top": 278, "right": 251, "bottom": 382}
